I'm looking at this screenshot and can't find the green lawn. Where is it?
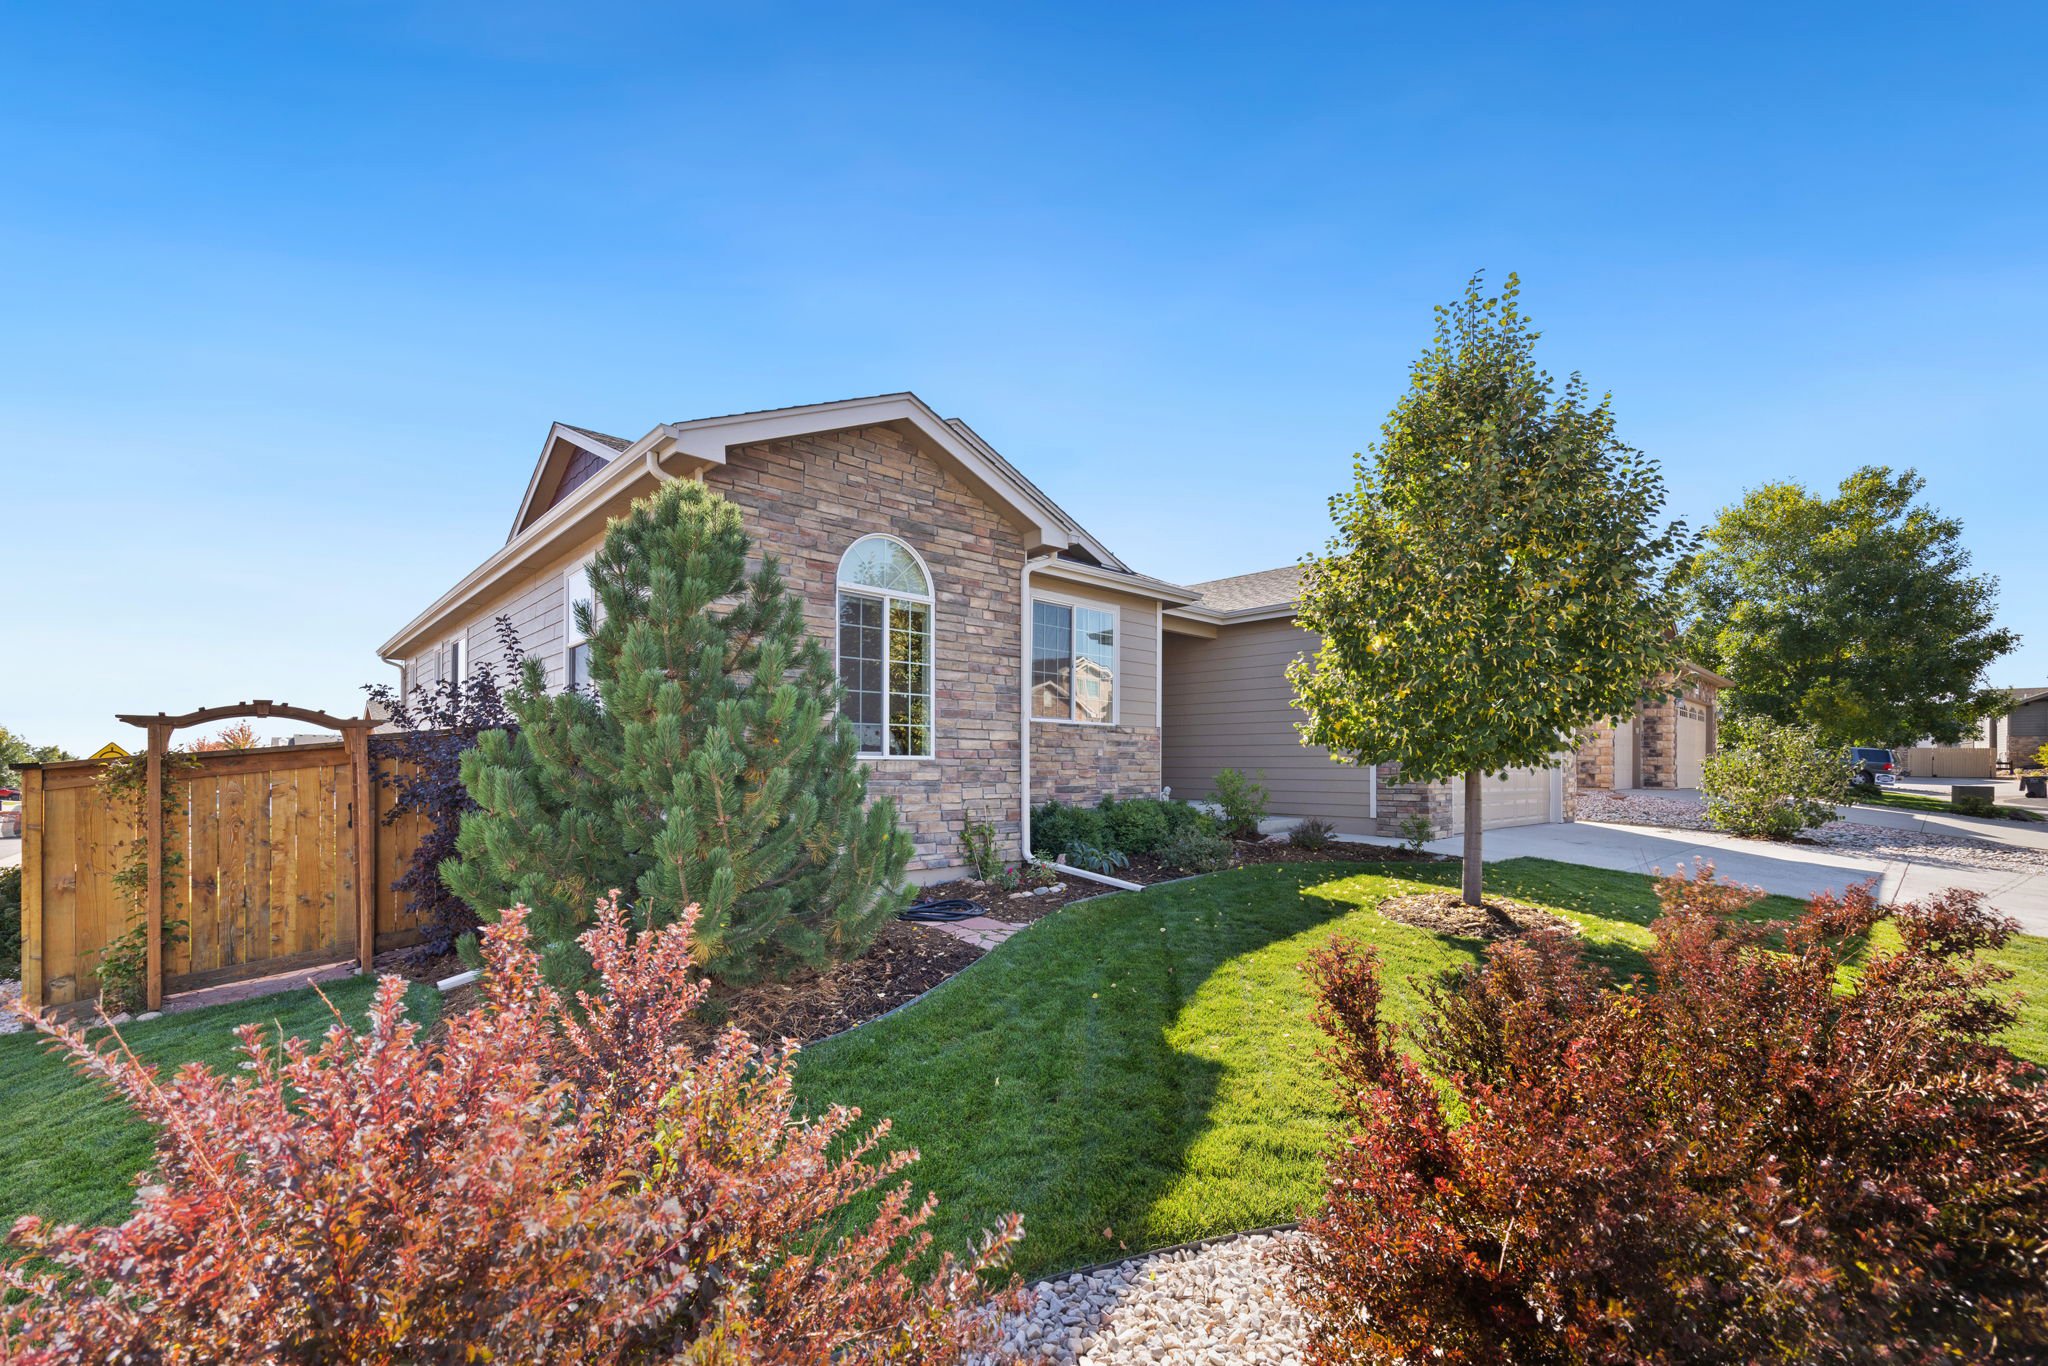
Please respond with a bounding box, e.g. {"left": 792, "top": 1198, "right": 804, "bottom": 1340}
{"left": 794, "top": 857, "right": 2048, "bottom": 1281}
{"left": 0, "top": 975, "right": 441, "bottom": 1232}
{"left": 3, "top": 858, "right": 2040, "bottom": 1288}
{"left": 1851, "top": 788, "right": 2043, "bottom": 821}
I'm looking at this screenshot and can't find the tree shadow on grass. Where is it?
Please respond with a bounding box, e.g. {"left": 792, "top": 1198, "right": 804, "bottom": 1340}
{"left": 793, "top": 860, "right": 1443, "bottom": 1282}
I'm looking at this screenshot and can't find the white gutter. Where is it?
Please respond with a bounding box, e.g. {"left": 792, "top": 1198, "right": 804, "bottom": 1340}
{"left": 1019, "top": 552, "right": 1057, "bottom": 861}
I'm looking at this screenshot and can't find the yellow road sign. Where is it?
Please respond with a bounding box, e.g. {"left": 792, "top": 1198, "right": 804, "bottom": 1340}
{"left": 88, "top": 742, "right": 130, "bottom": 760}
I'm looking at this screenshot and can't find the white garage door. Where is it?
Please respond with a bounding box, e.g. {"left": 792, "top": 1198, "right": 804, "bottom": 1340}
{"left": 1676, "top": 702, "right": 1709, "bottom": 789}
{"left": 1449, "top": 765, "right": 1560, "bottom": 831}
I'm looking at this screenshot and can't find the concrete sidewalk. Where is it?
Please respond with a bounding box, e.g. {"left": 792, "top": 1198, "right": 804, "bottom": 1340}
{"left": 1431, "top": 819, "right": 2048, "bottom": 938}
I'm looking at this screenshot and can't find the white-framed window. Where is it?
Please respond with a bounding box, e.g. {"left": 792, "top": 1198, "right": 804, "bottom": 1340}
{"left": 1031, "top": 594, "right": 1116, "bottom": 724}
{"left": 563, "top": 557, "right": 600, "bottom": 693}
{"left": 835, "top": 534, "right": 934, "bottom": 758}
{"left": 441, "top": 635, "right": 467, "bottom": 687}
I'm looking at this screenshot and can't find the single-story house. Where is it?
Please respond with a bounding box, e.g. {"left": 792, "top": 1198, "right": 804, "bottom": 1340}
{"left": 379, "top": 394, "right": 1700, "bottom": 875}
{"left": 379, "top": 394, "right": 1195, "bottom": 876}
{"left": 1986, "top": 687, "right": 2048, "bottom": 768}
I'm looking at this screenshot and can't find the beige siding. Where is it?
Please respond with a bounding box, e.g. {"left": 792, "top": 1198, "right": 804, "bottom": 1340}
{"left": 1162, "top": 618, "right": 1378, "bottom": 832}
{"left": 403, "top": 534, "right": 601, "bottom": 696}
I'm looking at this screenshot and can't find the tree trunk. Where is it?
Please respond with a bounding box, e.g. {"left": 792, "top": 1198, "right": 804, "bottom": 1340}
{"left": 1462, "top": 768, "right": 1484, "bottom": 907}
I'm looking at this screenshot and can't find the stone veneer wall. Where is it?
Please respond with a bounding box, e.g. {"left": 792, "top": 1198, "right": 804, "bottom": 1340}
{"left": 1574, "top": 720, "right": 1618, "bottom": 794}
{"left": 1029, "top": 724, "right": 1163, "bottom": 807}
{"left": 704, "top": 425, "right": 1026, "bottom": 874}
{"left": 1636, "top": 693, "right": 1681, "bottom": 789}
{"left": 1373, "top": 765, "right": 1457, "bottom": 838}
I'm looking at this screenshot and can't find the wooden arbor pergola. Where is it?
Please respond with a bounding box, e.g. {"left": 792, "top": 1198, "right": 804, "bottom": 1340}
{"left": 114, "top": 700, "right": 381, "bottom": 1011}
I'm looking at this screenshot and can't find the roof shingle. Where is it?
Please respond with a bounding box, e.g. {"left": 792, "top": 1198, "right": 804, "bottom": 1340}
{"left": 1187, "top": 564, "right": 1301, "bottom": 614}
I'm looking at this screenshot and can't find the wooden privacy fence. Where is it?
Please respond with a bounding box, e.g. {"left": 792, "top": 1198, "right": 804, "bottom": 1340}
{"left": 19, "top": 702, "right": 436, "bottom": 1013}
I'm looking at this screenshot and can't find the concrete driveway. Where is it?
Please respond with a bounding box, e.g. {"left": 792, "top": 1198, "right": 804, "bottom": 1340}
{"left": 0, "top": 836, "right": 18, "bottom": 871}
{"left": 1433, "top": 809, "right": 2048, "bottom": 938}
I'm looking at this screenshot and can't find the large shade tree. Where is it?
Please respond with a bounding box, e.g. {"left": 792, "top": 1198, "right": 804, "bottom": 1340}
{"left": 1678, "top": 466, "right": 2017, "bottom": 748}
{"left": 1292, "top": 275, "right": 1689, "bottom": 906}
{"left": 446, "top": 479, "right": 913, "bottom": 986}
{"left": 0, "top": 725, "right": 73, "bottom": 789}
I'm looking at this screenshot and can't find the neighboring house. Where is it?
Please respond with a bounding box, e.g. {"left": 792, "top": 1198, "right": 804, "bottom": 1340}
{"left": 1572, "top": 663, "right": 1730, "bottom": 792}
{"left": 1159, "top": 566, "right": 1568, "bottom": 838}
{"left": 378, "top": 394, "right": 1194, "bottom": 876}
{"left": 1987, "top": 687, "right": 2048, "bottom": 767}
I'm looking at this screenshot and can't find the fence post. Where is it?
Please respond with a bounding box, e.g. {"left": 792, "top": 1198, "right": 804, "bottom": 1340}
{"left": 21, "top": 768, "right": 44, "bottom": 1011}
{"left": 347, "top": 726, "right": 376, "bottom": 974}
{"left": 143, "top": 722, "right": 170, "bottom": 1013}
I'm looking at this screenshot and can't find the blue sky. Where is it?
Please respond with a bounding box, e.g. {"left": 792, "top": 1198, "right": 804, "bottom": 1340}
{"left": 5, "top": 3, "right": 2045, "bottom": 755}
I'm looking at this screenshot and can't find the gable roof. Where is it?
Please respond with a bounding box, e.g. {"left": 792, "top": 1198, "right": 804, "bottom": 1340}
{"left": 383, "top": 393, "right": 1149, "bottom": 660}
{"left": 2000, "top": 686, "right": 2048, "bottom": 708}
{"left": 508, "top": 422, "right": 631, "bottom": 541}
{"left": 559, "top": 424, "right": 631, "bottom": 452}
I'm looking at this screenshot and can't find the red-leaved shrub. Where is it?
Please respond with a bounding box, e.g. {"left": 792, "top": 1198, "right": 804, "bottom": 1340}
{"left": 1290, "top": 863, "right": 2048, "bottom": 1364}
{"left": 1, "top": 896, "right": 1022, "bottom": 1364}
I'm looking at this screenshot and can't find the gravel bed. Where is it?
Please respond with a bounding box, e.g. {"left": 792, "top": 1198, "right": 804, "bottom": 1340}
{"left": 1806, "top": 821, "right": 2048, "bottom": 874}
{"left": 1576, "top": 789, "right": 1714, "bottom": 831}
{"left": 0, "top": 979, "right": 23, "bottom": 1035}
{"left": 976, "top": 1229, "right": 1307, "bottom": 1365}
{"left": 1577, "top": 790, "right": 2048, "bottom": 875}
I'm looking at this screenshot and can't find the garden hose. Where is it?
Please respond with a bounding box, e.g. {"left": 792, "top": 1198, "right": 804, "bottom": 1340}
{"left": 898, "top": 898, "right": 984, "bottom": 923}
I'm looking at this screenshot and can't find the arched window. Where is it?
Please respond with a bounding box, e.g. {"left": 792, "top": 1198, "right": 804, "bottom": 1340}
{"left": 836, "top": 535, "right": 934, "bottom": 757}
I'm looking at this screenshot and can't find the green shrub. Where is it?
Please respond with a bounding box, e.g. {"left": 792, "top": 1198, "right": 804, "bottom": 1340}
{"left": 1289, "top": 816, "right": 1339, "bottom": 851}
{"left": 958, "top": 816, "right": 1006, "bottom": 880}
{"left": 1953, "top": 795, "right": 1996, "bottom": 818}
{"left": 1029, "top": 800, "right": 1105, "bottom": 860}
{"left": 1396, "top": 813, "right": 1436, "bottom": 854}
{"left": 1158, "top": 826, "right": 1234, "bottom": 874}
{"left": 0, "top": 865, "right": 19, "bottom": 979}
{"left": 1161, "top": 799, "right": 1212, "bottom": 838}
{"left": 1059, "top": 842, "right": 1130, "bottom": 876}
{"left": 1101, "top": 798, "right": 1172, "bottom": 856}
{"left": 1211, "top": 768, "right": 1269, "bottom": 839}
{"left": 1700, "top": 717, "right": 1849, "bottom": 840}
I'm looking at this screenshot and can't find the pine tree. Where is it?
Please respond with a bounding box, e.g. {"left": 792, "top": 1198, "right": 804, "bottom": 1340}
{"left": 445, "top": 480, "right": 913, "bottom": 985}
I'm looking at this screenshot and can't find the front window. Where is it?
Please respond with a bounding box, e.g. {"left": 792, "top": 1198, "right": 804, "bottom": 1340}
{"left": 836, "top": 535, "right": 933, "bottom": 757}
{"left": 1032, "top": 598, "right": 1115, "bottom": 722}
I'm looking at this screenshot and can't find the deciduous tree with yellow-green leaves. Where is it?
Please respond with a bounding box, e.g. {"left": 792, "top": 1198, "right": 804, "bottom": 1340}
{"left": 1291, "top": 274, "right": 1691, "bottom": 907}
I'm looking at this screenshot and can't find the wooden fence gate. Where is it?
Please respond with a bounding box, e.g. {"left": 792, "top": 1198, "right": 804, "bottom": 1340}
{"left": 18, "top": 701, "right": 433, "bottom": 1014}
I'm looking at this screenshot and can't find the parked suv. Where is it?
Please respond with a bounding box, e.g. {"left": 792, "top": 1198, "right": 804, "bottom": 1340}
{"left": 1847, "top": 747, "right": 1898, "bottom": 788}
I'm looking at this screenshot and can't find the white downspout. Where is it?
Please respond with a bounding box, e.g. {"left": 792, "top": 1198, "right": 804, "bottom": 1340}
{"left": 1019, "top": 552, "right": 1056, "bottom": 861}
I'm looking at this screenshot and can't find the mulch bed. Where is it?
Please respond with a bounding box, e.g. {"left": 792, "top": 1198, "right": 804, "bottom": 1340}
{"left": 1376, "top": 890, "right": 1579, "bottom": 941}
{"left": 374, "top": 945, "right": 465, "bottom": 985}
{"left": 932, "top": 876, "right": 1121, "bottom": 926}
{"left": 394, "top": 919, "right": 981, "bottom": 1052}
{"left": 677, "top": 918, "right": 983, "bottom": 1052}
